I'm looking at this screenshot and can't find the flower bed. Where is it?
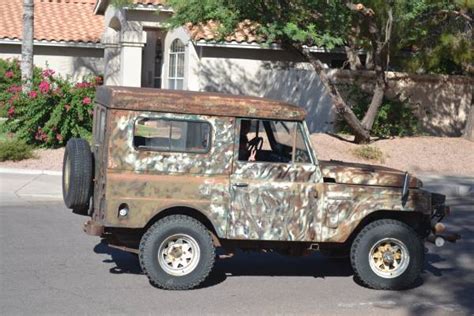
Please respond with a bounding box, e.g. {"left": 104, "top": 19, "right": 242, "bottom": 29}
{"left": 0, "top": 58, "right": 101, "bottom": 148}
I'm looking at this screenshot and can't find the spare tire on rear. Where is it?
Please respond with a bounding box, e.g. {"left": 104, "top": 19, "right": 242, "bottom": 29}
{"left": 62, "top": 138, "right": 93, "bottom": 213}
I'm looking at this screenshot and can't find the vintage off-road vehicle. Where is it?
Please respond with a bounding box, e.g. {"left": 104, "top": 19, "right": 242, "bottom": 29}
{"left": 63, "top": 86, "right": 458, "bottom": 290}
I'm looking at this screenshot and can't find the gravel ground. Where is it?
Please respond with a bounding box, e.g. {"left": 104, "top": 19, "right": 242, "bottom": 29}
{"left": 0, "top": 147, "right": 64, "bottom": 171}
{"left": 312, "top": 134, "right": 474, "bottom": 177}
{"left": 1, "top": 135, "right": 473, "bottom": 176}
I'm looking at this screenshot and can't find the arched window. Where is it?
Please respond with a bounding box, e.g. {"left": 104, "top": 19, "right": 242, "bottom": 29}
{"left": 168, "top": 39, "right": 185, "bottom": 90}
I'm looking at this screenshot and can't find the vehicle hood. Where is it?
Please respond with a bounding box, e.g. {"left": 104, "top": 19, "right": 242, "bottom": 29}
{"left": 319, "top": 160, "right": 422, "bottom": 188}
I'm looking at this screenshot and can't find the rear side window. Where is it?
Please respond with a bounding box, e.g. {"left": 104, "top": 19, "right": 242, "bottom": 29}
{"left": 133, "top": 118, "right": 211, "bottom": 153}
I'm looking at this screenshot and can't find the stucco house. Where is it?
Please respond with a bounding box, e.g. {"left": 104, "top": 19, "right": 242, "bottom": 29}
{"left": 1, "top": 0, "right": 471, "bottom": 135}
{"left": 95, "top": 0, "right": 349, "bottom": 132}
{"left": 0, "top": 0, "right": 345, "bottom": 131}
{"left": 0, "top": 0, "right": 104, "bottom": 81}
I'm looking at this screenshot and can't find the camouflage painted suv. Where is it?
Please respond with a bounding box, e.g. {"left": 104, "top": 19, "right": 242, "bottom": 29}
{"left": 62, "top": 86, "right": 458, "bottom": 290}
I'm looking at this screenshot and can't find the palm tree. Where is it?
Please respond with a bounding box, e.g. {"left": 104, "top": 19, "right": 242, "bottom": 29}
{"left": 21, "top": 0, "right": 34, "bottom": 93}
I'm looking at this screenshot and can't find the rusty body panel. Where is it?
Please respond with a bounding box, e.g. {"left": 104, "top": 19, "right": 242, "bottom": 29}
{"left": 95, "top": 86, "right": 306, "bottom": 121}
{"left": 95, "top": 110, "right": 234, "bottom": 237}
{"left": 320, "top": 160, "right": 422, "bottom": 188}
{"left": 228, "top": 161, "right": 430, "bottom": 243}
{"left": 89, "top": 87, "right": 438, "bottom": 246}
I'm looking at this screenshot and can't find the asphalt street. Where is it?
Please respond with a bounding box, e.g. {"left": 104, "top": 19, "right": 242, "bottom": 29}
{"left": 0, "top": 172, "right": 473, "bottom": 315}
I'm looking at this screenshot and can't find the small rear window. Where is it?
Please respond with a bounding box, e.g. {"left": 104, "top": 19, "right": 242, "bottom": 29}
{"left": 133, "top": 118, "right": 211, "bottom": 153}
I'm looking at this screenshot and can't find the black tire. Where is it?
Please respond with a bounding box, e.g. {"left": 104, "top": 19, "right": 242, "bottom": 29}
{"left": 350, "top": 219, "right": 424, "bottom": 290}
{"left": 139, "top": 215, "right": 215, "bottom": 290}
{"left": 62, "top": 138, "right": 93, "bottom": 213}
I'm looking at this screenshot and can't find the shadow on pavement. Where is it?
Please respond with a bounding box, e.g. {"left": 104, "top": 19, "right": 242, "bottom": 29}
{"left": 377, "top": 196, "right": 474, "bottom": 315}
{"left": 94, "top": 240, "right": 142, "bottom": 275}
{"left": 93, "top": 238, "right": 354, "bottom": 289}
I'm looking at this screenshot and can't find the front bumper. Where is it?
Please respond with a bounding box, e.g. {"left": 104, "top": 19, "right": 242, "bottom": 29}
{"left": 427, "top": 193, "right": 461, "bottom": 247}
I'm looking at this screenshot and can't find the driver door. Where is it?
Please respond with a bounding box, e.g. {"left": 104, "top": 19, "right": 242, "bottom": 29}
{"left": 228, "top": 118, "right": 322, "bottom": 241}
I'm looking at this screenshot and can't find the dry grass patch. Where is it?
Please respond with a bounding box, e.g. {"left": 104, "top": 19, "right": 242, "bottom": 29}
{"left": 0, "top": 139, "right": 36, "bottom": 162}
{"left": 351, "top": 145, "right": 385, "bottom": 163}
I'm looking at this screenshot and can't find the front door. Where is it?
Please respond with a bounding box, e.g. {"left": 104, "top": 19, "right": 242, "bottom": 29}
{"left": 228, "top": 118, "right": 322, "bottom": 241}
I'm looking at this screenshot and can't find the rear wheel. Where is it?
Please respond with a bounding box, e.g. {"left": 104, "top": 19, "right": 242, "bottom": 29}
{"left": 62, "top": 138, "right": 93, "bottom": 214}
{"left": 351, "top": 219, "right": 424, "bottom": 290}
{"left": 139, "top": 215, "right": 215, "bottom": 290}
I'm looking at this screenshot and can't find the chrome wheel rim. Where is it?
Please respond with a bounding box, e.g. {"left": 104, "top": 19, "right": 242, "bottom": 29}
{"left": 368, "top": 238, "right": 410, "bottom": 279}
{"left": 158, "top": 234, "right": 200, "bottom": 276}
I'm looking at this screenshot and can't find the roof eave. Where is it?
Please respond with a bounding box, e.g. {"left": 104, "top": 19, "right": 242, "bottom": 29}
{"left": 193, "top": 41, "right": 348, "bottom": 54}
{"left": 94, "top": 0, "right": 172, "bottom": 15}
{"left": 0, "top": 38, "right": 103, "bottom": 49}
{"left": 194, "top": 40, "right": 282, "bottom": 50}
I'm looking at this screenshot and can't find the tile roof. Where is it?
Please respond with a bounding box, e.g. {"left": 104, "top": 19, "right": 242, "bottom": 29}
{"left": 187, "top": 20, "right": 264, "bottom": 43}
{"left": 0, "top": 0, "right": 104, "bottom": 44}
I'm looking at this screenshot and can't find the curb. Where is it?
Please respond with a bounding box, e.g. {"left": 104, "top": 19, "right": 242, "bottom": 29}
{"left": 0, "top": 168, "right": 62, "bottom": 176}
{"left": 17, "top": 193, "right": 63, "bottom": 200}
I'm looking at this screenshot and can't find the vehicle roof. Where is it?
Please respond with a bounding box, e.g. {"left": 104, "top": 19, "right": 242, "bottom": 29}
{"left": 95, "top": 86, "right": 306, "bottom": 121}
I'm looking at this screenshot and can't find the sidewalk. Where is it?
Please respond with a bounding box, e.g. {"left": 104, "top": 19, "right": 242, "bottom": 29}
{"left": 0, "top": 169, "right": 62, "bottom": 205}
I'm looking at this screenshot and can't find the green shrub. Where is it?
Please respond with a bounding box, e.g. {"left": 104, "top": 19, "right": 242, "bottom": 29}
{"left": 352, "top": 145, "right": 385, "bottom": 162}
{"left": 0, "top": 58, "right": 101, "bottom": 147}
{"left": 339, "top": 84, "right": 421, "bottom": 138}
{"left": 0, "top": 139, "right": 36, "bottom": 162}
{"left": 0, "top": 59, "right": 43, "bottom": 118}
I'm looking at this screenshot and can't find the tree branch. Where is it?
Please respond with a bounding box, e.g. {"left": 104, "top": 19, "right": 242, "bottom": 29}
{"left": 289, "top": 43, "right": 371, "bottom": 143}
{"left": 438, "top": 9, "right": 473, "bottom": 22}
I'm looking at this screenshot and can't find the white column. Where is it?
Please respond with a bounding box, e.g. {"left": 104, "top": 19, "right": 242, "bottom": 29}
{"left": 103, "top": 43, "right": 121, "bottom": 86}
{"left": 119, "top": 42, "right": 144, "bottom": 87}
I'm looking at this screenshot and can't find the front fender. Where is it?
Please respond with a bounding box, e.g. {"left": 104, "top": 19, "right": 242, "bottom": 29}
{"left": 320, "top": 185, "right": 431, "bottom": 243}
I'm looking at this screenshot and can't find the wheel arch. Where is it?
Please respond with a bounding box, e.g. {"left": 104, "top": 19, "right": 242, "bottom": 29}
{"left": 343, "top": 210, "right": 430, "bottom": 245}
{"left": 144, "top": 205, "right": 222, "bottom": 245}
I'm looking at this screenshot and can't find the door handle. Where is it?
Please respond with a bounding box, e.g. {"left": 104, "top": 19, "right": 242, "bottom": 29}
{"left": 233, "top": 182, "right": 248, "bottom": 188}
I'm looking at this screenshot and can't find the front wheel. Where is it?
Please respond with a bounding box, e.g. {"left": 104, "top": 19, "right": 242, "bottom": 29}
{"left": 139, "top": 215, "right": 215, "bottom": 290}
{"left": 351, "top": 219, "right": 424, "bottom": 290}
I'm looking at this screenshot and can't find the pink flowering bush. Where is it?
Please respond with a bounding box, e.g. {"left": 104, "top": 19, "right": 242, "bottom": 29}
{"left": 0, "top": 58, "right": 101, "bottom": 147}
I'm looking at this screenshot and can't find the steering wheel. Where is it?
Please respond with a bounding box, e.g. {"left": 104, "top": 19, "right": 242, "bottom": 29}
{"left": 247, "top": 137, "right": 263, "bottom": 161}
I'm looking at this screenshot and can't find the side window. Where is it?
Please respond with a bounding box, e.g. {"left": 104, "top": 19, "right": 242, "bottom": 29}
{"left": 134, "top": 118, "right": 211, "bottom": 153}
{"left": 238, "top": 119, "right": 311, "bottom": 163}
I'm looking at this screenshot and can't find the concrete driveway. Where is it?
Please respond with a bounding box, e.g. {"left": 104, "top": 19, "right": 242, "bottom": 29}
{"left": 0, "top": 171, "right": 473, "bottom": 315}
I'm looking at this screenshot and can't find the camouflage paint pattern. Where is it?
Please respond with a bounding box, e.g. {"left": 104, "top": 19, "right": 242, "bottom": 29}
{"left": 106, "top": 110, "right": 234, "bottom": 174}
{"left": 317, "top": 185, "right": 431, "bottom": 242}
{"left": 227, "top": 120, "right": 431, "bottom": 242}
{"left": 97, "top": 110, "right": 234, "bottom": 237}
{"left": 94, "top": 93, "right": 434, "bottom": 244}
{"left": 320, "top": 160, "right": 423, "bottom": 188}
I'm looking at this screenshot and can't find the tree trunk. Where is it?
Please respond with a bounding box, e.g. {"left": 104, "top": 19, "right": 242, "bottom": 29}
{"left": 361, "top": 78, "right": 385, "bottom": 130}
{"left": 360, "top": 47, "right": 388, "bottom": 131}
{"left": 21, "top": 0, "right": 34, "bottom": 93}
{"left": 464, "top": 103, "right": 474, "bottom": 141}
{"left": 346, "top": 2, "right": 393, "bottom": 135}
{"left": 365, "top": 50, "right": 374, "bottom": 70}
{"left": 292, "top": 43, "right": 371, "bottom": 143}
{"left": 345, "top": 46, "right": 363, "bottom": 70}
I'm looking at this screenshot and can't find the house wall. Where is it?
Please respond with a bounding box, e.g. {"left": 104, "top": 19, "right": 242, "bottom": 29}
{"left": 0, "top": 44, "right": 104, "bottom": 81}
{"left": 191, "top": 46, "right": 336, "bottom": 133}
